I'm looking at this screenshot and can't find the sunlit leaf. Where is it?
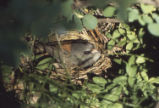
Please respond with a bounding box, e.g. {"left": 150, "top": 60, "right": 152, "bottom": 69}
{"left": 126, "top": 64, "right": 137, "bottom": 77}
{"left": 138, "top": 28, "right": 145, "bottom": 42}
{"left": 149, "top": 77, "right": 159, "bottom": 84}
{"left": 112, "top": 30, "right": 121, "bottom": 39}
{"left": 126, "top": 42, "right": 133, "bottom": 52}
{"left": 140, "top": 4, "right": 156, "bottom": 14}
{"left": 128, "top": 55, "right": 136, "bottom": 65}
{"left": 113, "top": 58, "right": 122, "bottom": 64}
{"left": 128, "top": 8, "right": 139, "bottom": 22}
{"left": 126, "top": 56, "right": 137, "bottom": 77}
{"left": 118, "top": 28, "right": 125, "bottom": 35}
{"left": 136, "top": 56, "right": 146, "bottom": 64}
{"left": 141, "top": 70, "right": 149, "bottom": 81}
{"left": 107, "top": 40, "right": 115, "bottom": 49}
{"left": 117, "top": 37, "right": 127, "bottom": 47}
{"left": 127, "top": 32, "right": 137, "bottom": 41}
{"left": 128, "top": 77, "right": 136, "bottom": 87}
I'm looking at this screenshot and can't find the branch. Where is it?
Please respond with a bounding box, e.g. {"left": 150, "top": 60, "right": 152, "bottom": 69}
{"left": 137, "top": 0, "right": 159, "bottom": 7}
{"left": 73, "top": 0, "right": 159, "bottom": 8}
{"left": 98, "top": 18, "right": 120, "bottom": 23}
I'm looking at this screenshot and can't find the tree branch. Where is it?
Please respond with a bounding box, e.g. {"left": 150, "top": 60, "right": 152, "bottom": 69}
{"left": 137, "top": 0, "right": 159, "bottom": 7}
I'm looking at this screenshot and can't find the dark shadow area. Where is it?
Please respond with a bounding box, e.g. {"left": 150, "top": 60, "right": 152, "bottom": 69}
{"left": 127, "top": 21, "right": 159, "bottom": 77}
{"left": 0, "top": 71, "right": 21, "bottom": 108}
{"left": 133, "top": 30, "right": 159, "bottom": 77}
{"left": 106, "top": 55, "right": 128, "bottom": 79}
{"left": 0, "top": 0, "right": 11, "bottom": 7}
{"left": 143, "top": 34, "right": 159, "bottom": 77}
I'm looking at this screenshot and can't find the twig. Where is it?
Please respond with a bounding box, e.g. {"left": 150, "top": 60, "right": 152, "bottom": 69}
{"left": 98, "top": 18, "right": 120, "bottom": 23}
{"left": 73, "top": 0, "right": 159, "bottom": 8}
{"left": 137, "top": 0, "right": 159, "bottom": 7}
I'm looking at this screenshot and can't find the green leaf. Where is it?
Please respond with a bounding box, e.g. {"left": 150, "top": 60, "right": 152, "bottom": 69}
{"left": 138, "top": 16, "right": 146, "bottom": 26}
{"left": 128, "top": 8, "right": 139, "bottom": 22}
{"left": 87, "top": 84, "right": 103, "bottom": 93}
{"left": 117, "top": 37, "right": 127, "bottom": 47}
{"left": 72, "top": 91, "right": 85, "bottom": 99}
{"left": 149, "top": 77, "right": 159, "bottom": 84}
{"left": 93, "top": 77, "right": 107, "bottom": 86}
{"left": 103, "top": 6, "right": 116, "bottom": 17}
{"left": 65, "top": 15, "right": 83, "bottom": 31}
{"left": 126, "top": 56, "right": 137, "bottom": 77}
{"left": 82, "top": 14, "right": 97, "bottom": 30}
{"left": 49, "top": 84, "right": 58, "bottom": 93}
{"left": 101, "top": 100, "right": 112, "bottom": 107}
{"left": 148, "top": 23, "right": 159, "bottom": 37}
{"left": 104, "top": 93, "right": 120, "bottom": 102}
{"left": 107, "top": 40, "right": 115, "bottom": 49}
{"left": 106, "top": 33, "right": 112, "bottom": 38}
{"left": 128, "top": 55, "right": 136, "bottom": 65}
{"left": 143, "top": 15, "right": 153, "bottom": 24}
{"left": 73, "top": 15, "right": 83, "bottom": 30}
{"left": 127, "top": 32, "right": 137, "bottom": 41}
{"left": 126, "top": 42, "right": 133, "bottom": 52}
{"left": 140, "top": 4, "right": 155, "bottom": 14}
{"left": 37, "top": 57, "right": 53, "bottom": 65}
{"left": 118, "top": 28, "right": 125, "bottom": 35}
{"left": 141, "top": 70, "right": 148, "bottom": 81}
{"left": 61, "top": 0, "right": 73, "bottom": 21}
{"left": 138, "top": 28, "right": 145, "bottom": 38}
{"left": 113, "top": 76, "right": 127, "bottom": 85}
{"left": 123, "top": 86, "right": 129, "bottom": 95}
{"left": 152, "top": 13, "right": 159, "bottom": 24}
{"left": 103, "top": 87, "right": 122, "bottom": 102}
{"left": 113, "top": 58, "right": 122, "bottom": 64}
{"left": 126, "top": 64, "right": 137, "bottom": 77}
{"left": 136, "top": 56, "right": 146, "bottom": 64}
{"left": 128, "top": 77, "right": 136, "bottom": 87}
{"left": 36, "top": 57, "right": 53, "bottom": 70}
{"left": 112, "top": 30, "right": 121, "bottom": 39}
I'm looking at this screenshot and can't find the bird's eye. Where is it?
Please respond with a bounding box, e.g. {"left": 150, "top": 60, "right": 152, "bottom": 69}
{"left": 84, "top": 51, "right": 91, "bottom": 54}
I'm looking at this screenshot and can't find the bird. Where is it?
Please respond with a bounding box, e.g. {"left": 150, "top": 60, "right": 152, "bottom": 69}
{"left": 44, "top": 40, "right": 101, "bottom": 69}
{"left": 33, "top": 29, "right": 111, "bottom": 81}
